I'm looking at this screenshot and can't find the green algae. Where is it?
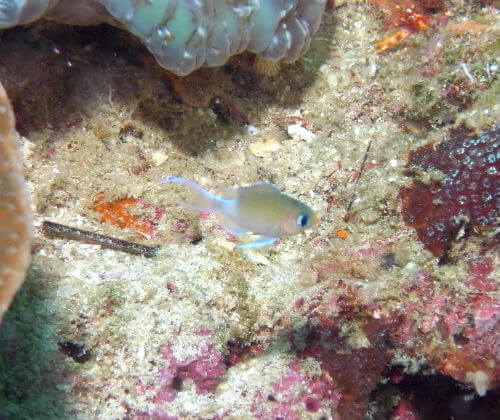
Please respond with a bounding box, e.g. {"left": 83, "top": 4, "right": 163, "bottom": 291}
{"left": 408, "top": 80, "right": 449, "bottom": 121}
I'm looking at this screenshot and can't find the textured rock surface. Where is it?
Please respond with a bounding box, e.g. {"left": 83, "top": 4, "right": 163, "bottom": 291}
{"left": 0, "top": 82, "right": 32, "bottom": 321}
{"left": 0, "top": 0, "right": 498, "bottom": 418}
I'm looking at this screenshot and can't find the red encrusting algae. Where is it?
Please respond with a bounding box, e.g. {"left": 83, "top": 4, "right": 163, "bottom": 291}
{"left": 399, "top": 124, "right": 499, "bottom": 258}
{"left": 297, "top": 317, "right": 390, "bottom": 420}
{"left": 93, "top": 194, "right": 159, "bottom": 239}
{"left": 371, "top": 0, "right": 437, "bottom": 53}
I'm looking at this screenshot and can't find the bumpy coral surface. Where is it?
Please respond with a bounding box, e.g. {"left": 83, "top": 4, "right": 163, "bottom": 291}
{"left": 0, "top": 82, "right": 31, "bottom": 321}
{"left": 400, "top": 124, "right": 499, "bottom": 259}
{"left": 105, "top": 0, "right": 326, "bottom": 75}
{"left": 0, "top": 0, "right": 327, "bottom": 75}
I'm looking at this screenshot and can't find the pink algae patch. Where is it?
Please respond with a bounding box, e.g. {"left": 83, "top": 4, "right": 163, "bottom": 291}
{"left": 180, "top": 344, "right": 226, "bottom": 394}
{"left": 251, "top": 361, "right": 340, "bottom": 419}
{"left": 356, "top": 247, "right": 380, "bottom": 257}
{"left": 197, "top": 211, "right": 211, "bottom": 220}
{"left": 304, "top": 396, "right": 321, "bottom": 412}
{"left": 153, "top": 341, "right": 226, "bottom": 404}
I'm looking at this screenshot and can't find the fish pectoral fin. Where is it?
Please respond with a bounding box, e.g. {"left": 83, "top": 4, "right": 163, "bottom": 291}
{"left": 216, "top": 213, "right": 249, "bottom": 235}
{"left": 238, "top": 237, "right": 278, "bottom": 249}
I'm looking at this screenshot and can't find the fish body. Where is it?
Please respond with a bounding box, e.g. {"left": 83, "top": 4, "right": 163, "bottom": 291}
{"left": 162, "top": 176, "right": 318, "bottom": 248}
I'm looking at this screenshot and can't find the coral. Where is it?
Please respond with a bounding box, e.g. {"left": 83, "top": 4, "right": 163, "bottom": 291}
{"left": 400, "top": 124, "right": 499, "bottom": 259}
{"left": 104, "top": 0, "right": 327, "bottom": 75}
{"left": 0, "top": 0, "right": 52, "bottom": 27}
{"left": 372, "top": 0, "right": 432, "bottom": 32}
{"left": 0, "top": 0, "right": 112, "bottom": 28}
{"left": 435, "top": 292, "right": 500, "bottom": 394}
{"left": 295, "top": 244, "right": 499, "bottom": 415}
{"left": 0, "top": 267, "right": 68, "bottom": 418}
{"left": 1, "top": 0, "right": 327, "bottom": 75}
{"left": 0, "top": 81, "right": 32, "bottom": 321}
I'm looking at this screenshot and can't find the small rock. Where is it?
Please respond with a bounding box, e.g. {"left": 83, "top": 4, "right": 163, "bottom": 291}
{"left": 58, "top": 340, "right": 91, "bottom": 363}
{"left": 151, "top": 150, "right": 168, "bottom": 166}
{"left": 287, "top": 123, "right": 316, "bottom": 143}
{"left": 248, "top": 137, "right": 281, "bottom": 157}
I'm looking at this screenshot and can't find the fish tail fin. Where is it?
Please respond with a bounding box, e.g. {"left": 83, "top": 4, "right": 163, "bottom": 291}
{"left": 161, "top": 176, "right": 228, "bottom": 213}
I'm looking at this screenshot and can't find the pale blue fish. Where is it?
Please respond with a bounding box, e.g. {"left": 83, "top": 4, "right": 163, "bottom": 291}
{"left": 162, "top": 176, "right": 319, "bottom": 248}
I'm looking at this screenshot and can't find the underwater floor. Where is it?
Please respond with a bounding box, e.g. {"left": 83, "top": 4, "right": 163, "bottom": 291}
{"left": 0, "top": 1, "right": 499, "bottom": 419}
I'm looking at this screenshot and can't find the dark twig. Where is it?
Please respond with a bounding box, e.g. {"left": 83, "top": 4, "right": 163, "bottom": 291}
{"left": 42, "top": 221, "right": 159, "bottom": 258}
{"left": 344, "top": 140, "right": 372, "bottom": 220}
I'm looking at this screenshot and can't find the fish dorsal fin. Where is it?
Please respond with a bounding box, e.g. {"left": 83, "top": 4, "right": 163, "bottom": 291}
{"left": 237, "top": 182, "right": 282, "bottom": 197}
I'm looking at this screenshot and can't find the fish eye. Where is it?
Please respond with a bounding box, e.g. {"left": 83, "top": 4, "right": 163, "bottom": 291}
{"left": 297, "top": 213, "right": 310, "bottom": 228}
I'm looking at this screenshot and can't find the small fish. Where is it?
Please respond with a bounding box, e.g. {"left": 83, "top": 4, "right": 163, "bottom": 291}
{"left": 162, "top": 176, "right": 319, "bottom": 248}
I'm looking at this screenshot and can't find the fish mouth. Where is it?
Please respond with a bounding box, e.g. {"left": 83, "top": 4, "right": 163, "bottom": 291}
{"left": 311, "top": 213, "right": 321, "bottom": 225}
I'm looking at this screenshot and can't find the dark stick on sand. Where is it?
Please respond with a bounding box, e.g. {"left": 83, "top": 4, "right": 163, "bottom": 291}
{"left": 42, "top": 221, "right": 159, "bottom": 258}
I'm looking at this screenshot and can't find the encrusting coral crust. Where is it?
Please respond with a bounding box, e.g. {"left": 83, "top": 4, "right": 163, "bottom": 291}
{"left": 0, "top": 82, "right": 32, "bottom": 321}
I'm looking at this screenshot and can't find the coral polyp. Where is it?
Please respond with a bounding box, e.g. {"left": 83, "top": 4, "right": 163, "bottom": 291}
{"left": 0, "top": 0, "right": 327, "bottom": 75}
